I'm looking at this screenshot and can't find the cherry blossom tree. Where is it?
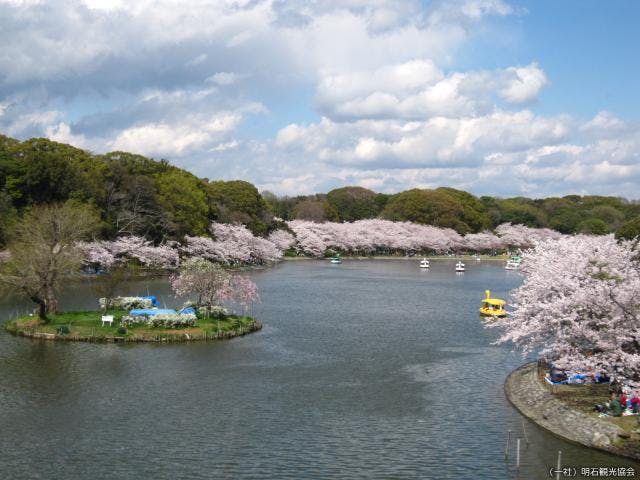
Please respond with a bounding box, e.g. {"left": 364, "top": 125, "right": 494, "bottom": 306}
{"left": 463, "top": 231, "right": 505, "bottom": 252}
{"left": 267, "top": 229, "right": 296, "bottom": 252}
{"left": 285, "top": 219, "right": 552, "bottom": 257}
{"left": 486, "top": 235, "right": 640, "bottom": 384}
{"left": 495, "top": 223, "right": 562, "bottom": 250}
{"left": 171, "top": 258, "right": 260, "bottom": 317}
{"left": 182, "top": 223, "right": 282, "bottom": 265}
{"left": 228, "top": 275, "right": 260, "bottom": 315}
{"left": 171, "top": 257, "right": 230, "bottom": 307}
{"left": 79, "top": 236, "right": 179, "bottom": 269}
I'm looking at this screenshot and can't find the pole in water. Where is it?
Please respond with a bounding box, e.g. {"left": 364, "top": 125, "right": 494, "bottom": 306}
{"left": 505, "top": 430, "right": 511, "bottom": 459}
{"left": 516, "top": 438, "right": 521, "bottom": 470}
{"left": 556, "top": 451, "right": 562, "bottom": 480}
{"left": 522, "top": 419, "right": 529, "bottom": 445}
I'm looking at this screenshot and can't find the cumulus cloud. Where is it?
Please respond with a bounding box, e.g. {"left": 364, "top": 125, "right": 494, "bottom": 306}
{"left": 0, "top": 0, "right": 637, "bottom": 199}
{"left": 276, "top": 110, "right": 569, "bottom": 168}
{"left": 316, "top": 61, "right": 548, "bottom": 121}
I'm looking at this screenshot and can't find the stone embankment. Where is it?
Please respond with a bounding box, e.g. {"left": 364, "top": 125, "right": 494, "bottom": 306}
{"left": 505, "top": 362, "right": 639, "bottom": 460}
{"left": 7, "top": 320, "right": 262, "bottom": 343}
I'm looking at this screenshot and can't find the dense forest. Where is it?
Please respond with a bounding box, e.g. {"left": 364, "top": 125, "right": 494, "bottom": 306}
{"left": 1, "top": 133, "right": 639, "bottom": 247}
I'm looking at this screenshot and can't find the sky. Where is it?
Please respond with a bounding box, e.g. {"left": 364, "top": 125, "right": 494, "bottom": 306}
{"left": 0, "top": 0, "right": 638, "bottom": 198}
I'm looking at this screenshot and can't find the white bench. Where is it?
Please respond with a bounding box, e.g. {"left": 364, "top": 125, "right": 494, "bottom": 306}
{"left": 101, "top": 315, "right": 114, "bottom": 327}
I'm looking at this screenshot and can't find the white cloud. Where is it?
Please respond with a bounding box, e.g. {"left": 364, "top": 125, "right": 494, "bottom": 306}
{"left": 45, "top": 122, "right": 93, "bottom": 150}
{"left": 206, "top": 72, "right": 245, "bottom": 86}
{"left": 275, "top": 110, "right": 569, "bottom": 168}
{"left": 109, "top": 113, "right": 242, "bottom": 157}
{"left": 498, "top": 63, "right": 548, "bottom": 104}
{"left": 316, "top": 61, "right": 548, "bottom": 120}
{"left": 0, "top": 0, "right": 637, "bottom": 199}
{"left": 580, "top": 111, "right": 627, "bottom": 137}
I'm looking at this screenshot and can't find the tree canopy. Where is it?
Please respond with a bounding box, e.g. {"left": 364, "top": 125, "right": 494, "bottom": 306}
{"left": 0, "top": 132, "right": 638, "bottom": 243}
{"left": 326, "top": 186, "right": 381, "bottom": 222}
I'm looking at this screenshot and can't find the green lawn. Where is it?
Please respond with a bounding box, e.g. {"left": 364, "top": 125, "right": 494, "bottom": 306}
{"left": 4, "top": 309, "right": 260, "bottom": 342}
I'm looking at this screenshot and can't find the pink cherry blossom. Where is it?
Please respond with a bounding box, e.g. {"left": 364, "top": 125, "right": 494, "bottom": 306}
{"left": 487, "top": 234, "right": 640, "bottom": 384}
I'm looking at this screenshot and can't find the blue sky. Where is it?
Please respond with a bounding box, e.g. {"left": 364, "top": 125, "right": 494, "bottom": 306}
{"left": 0, "top": 0, "right": 638, "bottom": 198}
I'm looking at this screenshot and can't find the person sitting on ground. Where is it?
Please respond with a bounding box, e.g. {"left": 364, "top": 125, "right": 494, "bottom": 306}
{"left": 608, "top": 392, "right": 623, "bottom": 417}
{"left": 620, "top": 392, "right": 629, "bottom": 411}
{"left": 631, "top": 392, "right": 640, "bottom": 414}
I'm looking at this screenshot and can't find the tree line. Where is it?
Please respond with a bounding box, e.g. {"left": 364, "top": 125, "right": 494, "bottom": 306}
{"left": 1, "top": 133, "right": 640, "bottom": 246}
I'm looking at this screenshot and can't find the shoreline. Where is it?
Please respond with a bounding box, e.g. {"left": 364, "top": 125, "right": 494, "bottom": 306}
{"left": 505, "top": 362, "right": 640, "bottom": 460}
{"left": 284, "top": 255, "right": 509, "bottom": 262}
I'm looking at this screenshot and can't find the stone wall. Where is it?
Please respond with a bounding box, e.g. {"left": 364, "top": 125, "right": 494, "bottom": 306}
{"left": 505, "top": 362, "right": 638, "bottom": 459}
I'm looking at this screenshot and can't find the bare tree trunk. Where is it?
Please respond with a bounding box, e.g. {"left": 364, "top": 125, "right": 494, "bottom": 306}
{"left": 30, "top": 296, "right": 48, "bottom": 322}
{"left": 45, "top": 286, "right": 58, "bottom": 315}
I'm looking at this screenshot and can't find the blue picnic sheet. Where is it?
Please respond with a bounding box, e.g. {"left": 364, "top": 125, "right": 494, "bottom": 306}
{"left": 142, "top": 295, "right": 160, "bottom": 307}
{"left": 129, "top": 308, "right": 177, "bottom": 316}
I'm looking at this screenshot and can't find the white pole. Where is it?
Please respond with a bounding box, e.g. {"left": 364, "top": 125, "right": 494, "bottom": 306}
{"left": 505, "top": 430, "right": 511, "bottom": 459}
{"left": 522, "top": 419, "right": 529, "bottom": 445}
{"left": 516, "top": 438, "right": 521, "bottom": 470}
{"left": 556, "top": 451, "right": 562, "bottom": 480}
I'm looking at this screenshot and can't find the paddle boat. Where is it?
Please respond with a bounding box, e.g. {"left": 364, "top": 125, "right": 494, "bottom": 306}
{"left": 419, "top": 258, "right": 430, "bottom": 268}
{"left": 479, "top": 290, "right": 507, "bottom": 317}
{"left": 455, "top": 261, "right": 465, "bottom": 272}
{"left": 329, "top": 254, "right": 342, "bottom": 264}
{"left": 505, "top": 255, "right": 522, "bottom": 270}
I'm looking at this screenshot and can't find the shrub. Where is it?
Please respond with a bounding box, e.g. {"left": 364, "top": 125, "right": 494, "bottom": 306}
{"left": 116, "top": 326, "right": 127, "bottom": 335}
{"left": 197, "top": 305, "right": 228, "bottom": 319}
{"left": 56, "top": 325, "right": 70, "bottom": 335}
{"left": 99, "top": 296, "right": 154, "bottom": 310}
{"left": 120, "top": 314, "right": 196, "bottom": 328}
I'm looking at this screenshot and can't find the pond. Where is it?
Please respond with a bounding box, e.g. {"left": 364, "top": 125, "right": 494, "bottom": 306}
{"left": 0, "top": 259, "right": 637, "bottom": 479}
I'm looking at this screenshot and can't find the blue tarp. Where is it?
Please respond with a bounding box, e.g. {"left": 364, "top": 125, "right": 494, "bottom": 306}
{"left": 142, "top": 295, "right": 159, "bottom": 307}
{"left": 129, "top": 308, "right": 177, "bottom": 316}
{"left": 179, "top": 307, "right": 196, "bottom": 315}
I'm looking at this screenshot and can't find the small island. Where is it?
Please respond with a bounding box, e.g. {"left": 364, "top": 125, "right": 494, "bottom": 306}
{"left": 4, "top": 308, "right": 262, "bottom": 343}
{"left": 0, "top": 202, "right": 263, "bottom": 345}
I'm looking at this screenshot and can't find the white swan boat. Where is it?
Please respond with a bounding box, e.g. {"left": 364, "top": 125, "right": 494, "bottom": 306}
{"left": 419, "top": 258, "right": 430, "bottom": 268}
{"left": 455, "top": 261, "right": 465, "bottom": 272}
{"left": 505, "top": 255, "right": 522, "bottom": 270}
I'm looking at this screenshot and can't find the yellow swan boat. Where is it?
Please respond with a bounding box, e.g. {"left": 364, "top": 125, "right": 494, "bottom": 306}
{"left": 479, "top": 290, "right": 507, "bottom": 317}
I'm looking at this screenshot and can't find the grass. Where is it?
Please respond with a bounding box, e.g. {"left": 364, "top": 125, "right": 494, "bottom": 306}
{"left": 4, "top": 309, "right": 261, "bottom": 342}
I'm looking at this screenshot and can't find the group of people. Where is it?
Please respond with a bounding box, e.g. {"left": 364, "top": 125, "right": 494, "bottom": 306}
{"left": 595, "top": 391, "right": 640, "bottom": 417}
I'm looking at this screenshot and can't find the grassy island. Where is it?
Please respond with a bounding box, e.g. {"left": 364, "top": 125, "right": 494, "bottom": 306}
{"left": 4, "top": 310, "right": 262, "bottom": 343}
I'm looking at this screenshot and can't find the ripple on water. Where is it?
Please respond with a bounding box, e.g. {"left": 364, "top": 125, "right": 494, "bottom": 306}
{"left": 1, "top": 261, "right": 638, "bottom": 479}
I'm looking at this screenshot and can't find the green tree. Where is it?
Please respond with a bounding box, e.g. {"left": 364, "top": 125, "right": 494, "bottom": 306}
{"left": 494, "top": 197, "right": 548, "bottom": 227}
{"left": 0, "top": 202, "right": 99, "bottom": 320}
{"left": 435, "top": 187, "right": 491, "bottom": 232}
{"left": 155, "top": 171, "right": 209, "bottom": 237}
{"left": 208, "top": 180, "right": 272, "bottom": 234}
{"left": 548, "top": 209, "right": 582, "bottom": 234}
{"left": 616, "top": 217, "right": 640, "bottom": 240}
{"left": 292, "top": 199, "right": 339, "bottom": 222}
{"left": 382, "top": 189, "right": 472, "bottom": 233}
{"left": 577, "top": 218, "right": 609, "bottom": 235}
{"left": 326, "top": 186, "right": 380, "bottom": 221}
{"left": 589, "top": 205, "right": 625, "bottom": 230}
{"left": 0, "top": 191, "right": 16, "bottom": 246}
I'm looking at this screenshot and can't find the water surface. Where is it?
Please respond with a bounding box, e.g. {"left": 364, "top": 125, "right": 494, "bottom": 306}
{"left": 1, "top": 259, "right": 637, "bottom": 479}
